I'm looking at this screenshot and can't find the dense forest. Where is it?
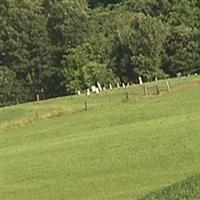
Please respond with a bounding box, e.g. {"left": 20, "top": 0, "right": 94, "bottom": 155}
{"left": 0, "top": 0, "right": 200, "bottom": 105}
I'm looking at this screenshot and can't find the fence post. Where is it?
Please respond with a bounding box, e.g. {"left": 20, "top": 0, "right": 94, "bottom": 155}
{"left": 155, "top": 85, "right": 160, "bottom": 95}
{"left": 84, "top": 100, "right": 88, "bottom": 111}
{"left": 166, "top": 81, "right": 171, "bottom": 92}
{"left": 125, "top": 89, "right": 129, "bottom": 100}
{"left": 143, "top": 84, "right": 148, "bottom": 96}
{"left": 108, "top": 93, "right": 111, "bottom": 104}
{"left": 35, "top": 111, "right": 39, "bottom": 119}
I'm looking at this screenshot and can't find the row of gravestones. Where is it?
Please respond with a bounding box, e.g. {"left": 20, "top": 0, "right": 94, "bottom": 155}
{"left": 177, "top": 72, "right": 198, "bottom": 78}
{"left": 36, "top": 72, "right": 199, "bottom": 101}
{"left": 78, "top": 77, "right": 145, "bottom": 96}
{"left": 35, "top": 70, "right": 199, "bottom": 101}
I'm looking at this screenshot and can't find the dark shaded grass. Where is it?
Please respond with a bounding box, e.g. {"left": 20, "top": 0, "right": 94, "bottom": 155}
{"left": 139, "top": 175, "right": 200, "bottom": 200}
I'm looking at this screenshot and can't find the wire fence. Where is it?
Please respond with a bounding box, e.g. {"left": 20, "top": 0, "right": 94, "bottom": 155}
{"left": 1, "top": 76, "right": 200, "bottom": 130}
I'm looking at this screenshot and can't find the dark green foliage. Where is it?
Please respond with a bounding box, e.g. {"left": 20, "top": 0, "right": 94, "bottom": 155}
{"left": 0, "top": 0, "right": 200, "bottom": 105}
{"left": 129, "top": 13, "right": 169, "bottom": 81}
{"left": 60, "top": 45, "right": 118, "bottom": 93}
{"left": 139, "top": 174, "right": 200, "bottom": 200}
{"left": 164, "top": 25, "right": 200, "bottom": 75}
{"left": 0, "top": 0, "right": 50, "bottom": 101}
{"left": 88, "top": 0, "right": 123, "bottom": 8}
{"left": 0, "top": 67, "right": 18, "bottom": 105}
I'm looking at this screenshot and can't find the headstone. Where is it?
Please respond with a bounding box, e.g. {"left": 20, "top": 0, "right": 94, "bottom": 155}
{"left": 36, "top": 94, "right": 40, "bottom": 102}
{"left": 138, "top": 76, "right": 143, "bottom": 85}
{"left": 91, "top": 85, "right": 96, "bottom": 93}
{"left": 177, "top": 72, "right": 182, "bottom": 78}
{"left": 109, "top": 84, "right": 113, "bottom": 90}
{"left": 122, "top": 83, "right": 125, "bottom": 88}
{"left": 117, "top": 83, "right": 120, "bottom": 88}
{"left": 87, "top": 89, "right": 90, "bottom": 96}
{"left": 103, "top": 87, "right": 107, "bottom": 92}
{"left": 95, "top": 88, "right": 100, "bottom": 94}
{"left": 126, "top": 83, "right": 130, "bottom": 88}
{"left": 16, "top": 97, "right": 19, "bottom": 104}
{"left": 77, "top": 90, "right": 81, "bottom": 95}
{"left": 195, "top": 73, "right": 198, "bottom": 76}
{"left": 155, "top": 77, "right": 158, "bottom": 82}
{"left": 97, "top": 81, "right": 102, "bottom": 91}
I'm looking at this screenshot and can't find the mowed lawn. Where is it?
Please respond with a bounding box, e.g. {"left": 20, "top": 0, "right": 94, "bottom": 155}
{"left": 1, "top": 77, "right": 200, "bottom": 200}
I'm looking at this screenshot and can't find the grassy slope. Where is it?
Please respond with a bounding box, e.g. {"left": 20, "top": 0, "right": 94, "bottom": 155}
{"left": 140, "top": 174, "right": 200, "bottom": 200}
{"left": 1, "top": 77, "right": 200, "bottom": 200}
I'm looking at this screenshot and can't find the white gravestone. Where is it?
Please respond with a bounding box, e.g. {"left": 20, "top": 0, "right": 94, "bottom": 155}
{"left": 91, "top": 85, "right": 96, "bottom": 93}
{"left": 87, "top": 89, "right": 90, "bottom": 96}
{"left": 36, "top": 94, "right": 40, "bottom": 102}
{"left": 95, "top": 88, "right": 100, "bottom": 94}
{"left": 77, "top": 90, "right": 81, "bottom": 95}
{"left": 103, "top": 87, "right": 107, "bottom": 92}
{"left": 117, "top": 83, "right": 120, "bottom": 88}
{"left": 138, "top": 76, "right": 143, "bottom": 85}
{"left": 177, "top": 72, "right": 182, "bottom": 78}
{"left": 109, "top": 84, "right": 113, "bottom": 90}
{"left": 97, "top": 81, "right": 102, "bottom": 91}
{"left": 122, "top": 83, "right": 126, "bottom": 88}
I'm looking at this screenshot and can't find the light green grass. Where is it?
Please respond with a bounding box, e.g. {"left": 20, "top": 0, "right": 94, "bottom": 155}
{"left": 1, "top": 76, "right": 200, "bottom": 200}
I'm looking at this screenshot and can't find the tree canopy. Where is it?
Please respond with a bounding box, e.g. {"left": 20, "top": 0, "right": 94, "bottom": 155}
{"left": 0, "top": 0, "right": 200, "bottom": 105}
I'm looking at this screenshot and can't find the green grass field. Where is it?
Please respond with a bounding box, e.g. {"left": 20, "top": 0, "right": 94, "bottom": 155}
{"left": 1, "top": 76, "right": 200, "bottom": 200}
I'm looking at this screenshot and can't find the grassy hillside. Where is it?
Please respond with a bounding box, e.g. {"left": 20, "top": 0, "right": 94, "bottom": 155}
{"left": 1, "top": 76, "right": 200, "bottom": 200}
{"left": 140, "top": 174, "right": 200, "bottom": 200}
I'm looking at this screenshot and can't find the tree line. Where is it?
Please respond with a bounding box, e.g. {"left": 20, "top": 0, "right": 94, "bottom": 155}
{"left": 0, "top": 0, "right": 200, "bottom": 105}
